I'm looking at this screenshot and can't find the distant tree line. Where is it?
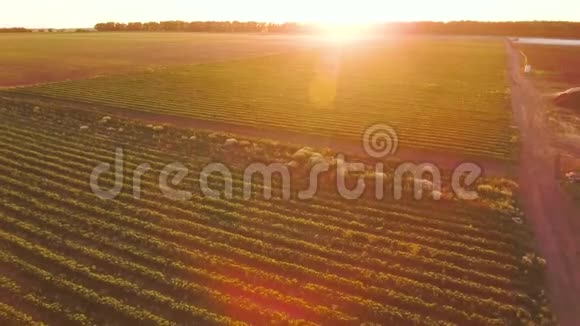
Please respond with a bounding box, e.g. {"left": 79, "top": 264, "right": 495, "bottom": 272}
{"left": 94, "top": 20, "right": 580, "bottom": 38}
{"left": 0, "top": 27, "right": 31, "bottom": 33}
{"left": 94, "top": 21, "right": 305, "bottom": 33}
{"left": 0, "top": 28, "right": 94, "bottom": 33}
{"left": 5, "top": 21, "right": 580, "bottom": 37}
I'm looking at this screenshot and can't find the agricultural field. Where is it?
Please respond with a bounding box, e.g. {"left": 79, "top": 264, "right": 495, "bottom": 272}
{"left": 0, "top": 32, "right": 314, "bottom": 87}
{"left": 3, "top": 37, "right": 517, "bottom": 161}
{"left": 517, "top": 44, "right": 580, "bottom": 86}
{"left": 563, "top": 181, "right": 580, "bottom": 204}
{"left": 0, "top": 97, "right": 553, "bottom": 325}
{"left": 515, "top": 43, "right": 580, "bottom": 186}
{"left": 517, "top": 44, "right": 580, "bottom": 131}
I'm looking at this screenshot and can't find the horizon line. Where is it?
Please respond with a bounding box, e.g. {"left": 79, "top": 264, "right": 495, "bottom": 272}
{"left": 3, "top": 19, "right": 580, "bottom": 30}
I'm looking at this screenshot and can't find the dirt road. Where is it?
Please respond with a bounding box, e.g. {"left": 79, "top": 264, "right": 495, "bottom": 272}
{"left": 507, "top": 40, "right": 580, "bottom": 325}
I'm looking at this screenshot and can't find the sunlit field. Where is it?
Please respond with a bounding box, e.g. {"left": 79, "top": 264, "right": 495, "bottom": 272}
{"left": 4, "top": 37, "right": 516, "bottom": 161}
{"left": 0, "top": 30, "right": 560, "bottom": 326}
{"left": 517, "top": 44, "right": 580, "bottom": 85}
{"left": 516, "top": 43, "right": 580, "bottom": 205}
{"left": 2, "top": 1, "right": 579, "bottom": 323}
{"left": 0, "top": 97, "right": 553, "bottom": 325}
{"left": 0, "top": 32, "right": 315, "bottom": 87}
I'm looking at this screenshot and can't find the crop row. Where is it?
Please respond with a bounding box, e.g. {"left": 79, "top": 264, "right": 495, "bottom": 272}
{"left": 0, "top": 187, "right": 438, "bottom": 325}
{"left": 0, "top": 118, "right": 526, "bottom": 287}
{"left": 0, "top": 142, "right": 524, "bottom": 324}
{"left": 0, "top": 302, "right": 44, "bottom": 326}
{"left": 13, "top": 87, "right": 511, "bottom": 159}
{"left": 0, "top": 100, "right": 538, "bottom": 324}
{"left": 0, "top": 118, "right": 522, "bottom": 262}
{"left": 0, "top": 274, "right": 93, "bottom": 326}
{"left": 0, "top": 163, "right": 509, "bottom": 325}
{"left": 0, "top": 106, "right": 515, "bottom": 235}
{"left": 8, "top": 45, "right": 514, "bottom": 160}
{"left": 0, "top": 137, "right": 525, "bottom": 302}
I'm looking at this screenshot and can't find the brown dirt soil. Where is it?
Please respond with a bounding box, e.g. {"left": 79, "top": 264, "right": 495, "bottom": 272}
{"left": 507, "top": 40, "right": 580, "bottom": 325}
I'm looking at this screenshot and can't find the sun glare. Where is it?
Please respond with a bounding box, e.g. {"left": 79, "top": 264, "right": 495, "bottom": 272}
{"left": 298, "top": 1, "right": 383, "bottom": 42}
{"left": 315, "top": 23, "right": 370, "bottom": 43}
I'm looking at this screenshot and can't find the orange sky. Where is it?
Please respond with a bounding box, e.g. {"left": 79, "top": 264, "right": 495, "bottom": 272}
{"left": 2, "top": 0, "right": 579, "bottom": 28}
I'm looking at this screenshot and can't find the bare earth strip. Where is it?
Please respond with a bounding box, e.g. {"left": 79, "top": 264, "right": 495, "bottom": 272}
{"left": 507, "top": 40, "right": 580, "bottom": 325}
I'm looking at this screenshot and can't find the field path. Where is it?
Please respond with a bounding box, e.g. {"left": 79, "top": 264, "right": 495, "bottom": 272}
{"left": 507, "top": 40, "right": 580, "bottom": 325}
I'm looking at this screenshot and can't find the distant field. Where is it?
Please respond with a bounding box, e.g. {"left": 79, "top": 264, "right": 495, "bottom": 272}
{"left": 563, "top": 182, "right": 580, "bottom": 204}
{"left": 6, "top": 37, "right": 516, "bottom": 161}
{"left": 517, "top": 43, "right": 580, "bottom": 133}
{"left": 0, "top": 98, "right": 552, "bottom": 325}
{"left": 0, "top": 32, "right": 314, "bottom": 87}
{"left": 518, "top": 44, "right": 580, "bottom": 84}
{"left": 515, "top": 43, "right": 580, "bottom": 207}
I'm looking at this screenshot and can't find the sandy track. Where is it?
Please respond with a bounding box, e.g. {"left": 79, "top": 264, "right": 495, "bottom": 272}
{"left": 507, "top": 40, "right": 580, "bottom": 325}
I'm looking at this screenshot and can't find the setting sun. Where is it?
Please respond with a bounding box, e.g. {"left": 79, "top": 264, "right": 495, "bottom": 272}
{"left": 315, "top": 23, "right": 371, "bottom": 43}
